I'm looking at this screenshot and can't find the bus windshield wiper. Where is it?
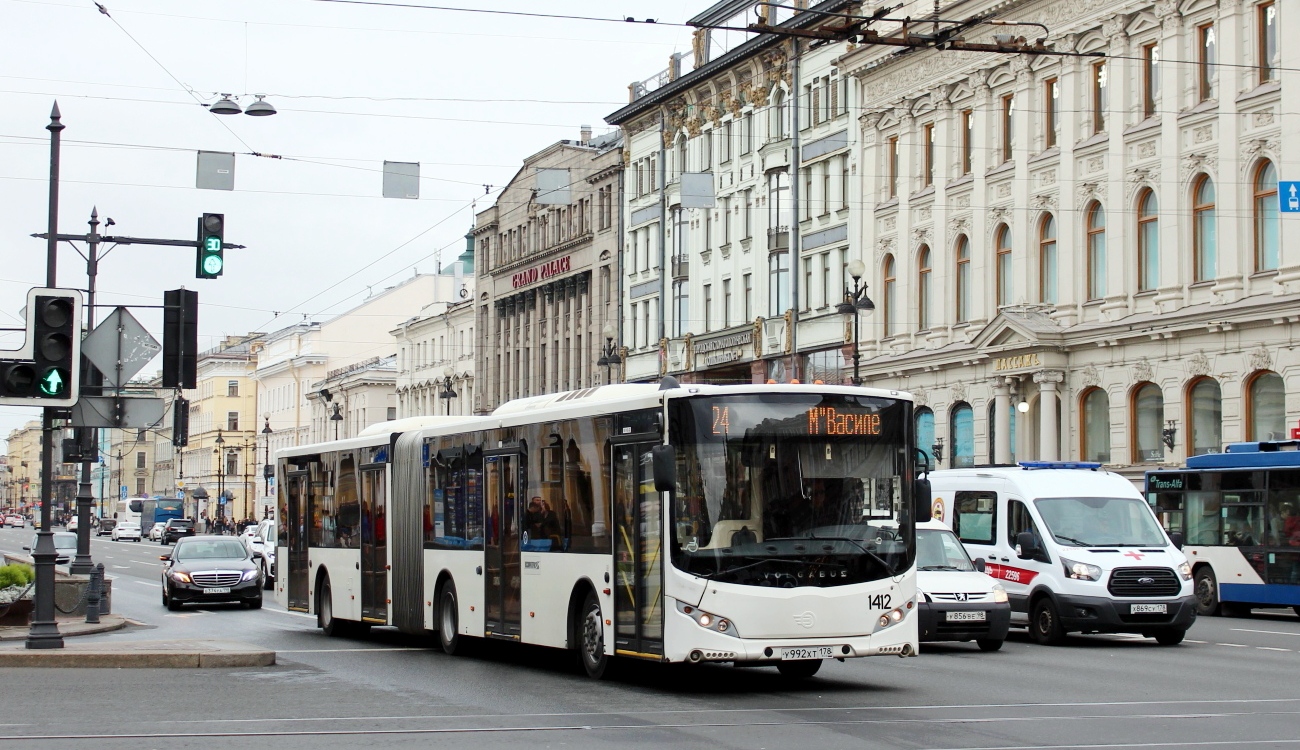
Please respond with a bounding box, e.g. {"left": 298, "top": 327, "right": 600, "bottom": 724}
{"left": 691, "top": 556, "right": 808, "bottom": 581}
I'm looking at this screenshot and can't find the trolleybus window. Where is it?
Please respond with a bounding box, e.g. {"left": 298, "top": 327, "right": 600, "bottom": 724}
{"left": 667, "top": 393, "right": 915, "bottom": 586}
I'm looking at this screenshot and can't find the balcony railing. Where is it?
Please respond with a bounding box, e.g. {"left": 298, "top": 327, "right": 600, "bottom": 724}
{"left": 672, "top": 257, "right": 689, "bottom": 279}
{"left": 768, "top": 227, "right": 790, "bottom": 252}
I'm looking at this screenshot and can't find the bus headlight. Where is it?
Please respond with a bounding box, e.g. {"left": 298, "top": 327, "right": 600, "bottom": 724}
{"left": 676, "top": 600, "right": 739, "bottom": 637}
{"left": 1177, "top": 562, "right": 1192, "bottom": 581}
{"left": 991, "top": 585, "right": 1008, "bottom": 604}
{"left": 1061, "top": 557, "right": 1101, "bottom": 581}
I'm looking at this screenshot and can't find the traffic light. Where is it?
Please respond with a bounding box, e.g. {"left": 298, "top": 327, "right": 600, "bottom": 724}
{"left": 0, "top": 287, "right": 82, "bottom": 407}
{"left": 196, "top": 212, "right": 225, "bottom": 279}
{"left": 162, "top": 288, "right": 198, "bottom": 389}
{"left": 172, "top": 396, "right": 190, "bottom": 447}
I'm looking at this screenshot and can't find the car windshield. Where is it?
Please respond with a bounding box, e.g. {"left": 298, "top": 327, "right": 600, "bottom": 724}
{"left": 175, "top": 540, "right": 248, "bottom": 560}
{"left": 667, "top": 393, "right": 916, "bottom": 587}
{"left": 37, "top": 533, "right": 78, "bottom": 550}
{"left": 1034, "top": 496, "right": 1168, "bottom": 547}
{"left": 916, "top": 528, "right": 976, "bottom": 571}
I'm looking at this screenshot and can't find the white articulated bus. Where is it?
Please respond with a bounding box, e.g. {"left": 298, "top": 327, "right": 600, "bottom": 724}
{"left": 274, "top": 380, "right": 929, "bottom": 679}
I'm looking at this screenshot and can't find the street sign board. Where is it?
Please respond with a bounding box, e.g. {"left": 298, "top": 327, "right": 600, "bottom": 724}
{"left": 1281, "top": 181, "right": 1300, "bottom": 213}
{"left": 119, "top": 485, "right": 127, "bottom": 500}
{"left": 80, "top": 307, "right": 161, "bottom": 387}
{"left": 70, "top": 395, "right": 166, "bottom": 428}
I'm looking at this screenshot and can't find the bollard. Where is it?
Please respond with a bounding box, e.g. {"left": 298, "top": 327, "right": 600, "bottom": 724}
{"left": 85, "top": 563, "right": 103, "bottom": 624}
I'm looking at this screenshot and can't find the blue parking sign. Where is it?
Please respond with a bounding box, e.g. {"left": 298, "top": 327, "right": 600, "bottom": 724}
{"left": 1281, "top": 181, "right": 1300, "bottom": 213}
{"left": 119, "top": 485, "right": 127, "bottom": 500}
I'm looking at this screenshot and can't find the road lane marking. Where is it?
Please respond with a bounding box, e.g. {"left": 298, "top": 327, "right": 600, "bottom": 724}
{"left": 1185, "top": 639, "right": 1207, "bottom": 643}
{"left": 1215, "top": 643, "right": 1248, "bottom": 647}
{"left": 1232, "top": 628, "right": 1300, "bottom": 637}
{"left": 279, "top": 647, "right": 426, "bottom": 653}
{"left": 1257, "top": 647, "right": 1291, "bottom": 652}
{"left": 133, "top": 580, "right": 161, "bottom": 588}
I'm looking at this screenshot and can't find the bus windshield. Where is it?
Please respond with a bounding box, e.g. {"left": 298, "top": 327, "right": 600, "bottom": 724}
{"left": 668, "top": 393, "right": 915, "bottom": 587}
{"left": 1035, "top": 497, "right": 1167, "bottom": 547}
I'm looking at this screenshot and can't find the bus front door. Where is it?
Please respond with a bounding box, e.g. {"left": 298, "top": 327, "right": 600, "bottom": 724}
{"left": 286, "top": 471, "right": 310, "bottom": 611}
{"left": 612, "top": 442, "right": 664, "bottom": 659}
{"left": 359, "top": 465, "right": 388, "bottom": 623}
{"left": 484, "top": 453, "right": 522, "bottom": 638}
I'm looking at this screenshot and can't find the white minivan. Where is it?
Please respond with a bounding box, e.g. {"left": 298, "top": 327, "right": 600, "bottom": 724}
{"left": 915, "top": 520, "right": 1011, "bottom": 651}
{"left": 930, "top": 462, "right": 1197, "bottom": 645}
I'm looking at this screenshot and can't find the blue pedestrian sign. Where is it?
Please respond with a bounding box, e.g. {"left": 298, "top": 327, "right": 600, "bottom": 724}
{"left": 1281, "top": 181, "right": 1300, "bottom": 213}
{"left": 119, "top": 485, "right": 127, "bottom": 500}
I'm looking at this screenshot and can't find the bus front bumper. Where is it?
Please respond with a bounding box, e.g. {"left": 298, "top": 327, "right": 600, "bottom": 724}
{"left": 662, "top": 616, "right": 918, "bottom": 664}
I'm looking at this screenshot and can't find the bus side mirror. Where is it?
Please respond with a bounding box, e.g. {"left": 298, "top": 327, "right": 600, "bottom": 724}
{"left": 1169, "top": 531, "right": 1184, "bottom": 550}
{"left": 913, "top": 478, "right": 933, "bottom": 523}
{"left": 651, "top": 445, "right": 676, "bottom": 493}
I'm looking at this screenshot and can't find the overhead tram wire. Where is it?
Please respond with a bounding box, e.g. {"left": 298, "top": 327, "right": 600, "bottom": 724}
{"left": 306, "top": 0, "right": 690, "bottom": 26}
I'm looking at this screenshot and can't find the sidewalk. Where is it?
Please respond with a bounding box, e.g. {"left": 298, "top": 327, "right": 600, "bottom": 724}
{"left": 0, "top": 617, "right": 275, "bottom": 668}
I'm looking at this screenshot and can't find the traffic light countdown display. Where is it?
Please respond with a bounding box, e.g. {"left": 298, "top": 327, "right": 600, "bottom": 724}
{"left": 0, "top": 288, "right": 82, "bottom": 406}
{"left": 196, "top": 212, "right": 225, "bottom": 279}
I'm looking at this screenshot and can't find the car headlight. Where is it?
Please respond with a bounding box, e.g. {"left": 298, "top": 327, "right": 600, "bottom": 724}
{"left": 241, "top": 569, "right": 260, "bottom": 582}
{"left": 1061, "top": 557, "right": 1102, "bottom": 582}
{"left": 170, "top": 571, "right": 191, "bottom": 583}
{"left": 991, "top": 584, "right": 1008, "bottom": 603}
{"left": 1178, "top": 562, "right": 1192, "bottom": 581}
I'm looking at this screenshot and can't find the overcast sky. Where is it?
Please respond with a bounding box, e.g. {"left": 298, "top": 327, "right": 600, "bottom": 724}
{"left": 1, "top": 0, "right": 699, "bottom": 446}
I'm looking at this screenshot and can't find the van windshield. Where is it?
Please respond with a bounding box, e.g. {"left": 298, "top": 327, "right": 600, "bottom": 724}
{"left": 1034, "top": 497, "right": 1167, "bottom": 547}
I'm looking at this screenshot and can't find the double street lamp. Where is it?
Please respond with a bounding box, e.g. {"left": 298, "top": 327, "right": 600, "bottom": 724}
{"left": 261, "top": 415, "right": 273, "bottom": 498}
{"left": 836, "top": 259, "right": 875, "bottom": 386}
{"left": 596, "top": 322, "right": 622, "bottom": 384}
{"left": 438, "top": 366, "right": 458, "bottom": 415}
{"left": 213, "top": 429, "right": 225, "bottom": 528}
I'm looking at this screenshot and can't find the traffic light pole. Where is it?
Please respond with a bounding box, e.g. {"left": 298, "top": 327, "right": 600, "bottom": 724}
{"left": 28, "top": 102, "right": 65, "bottom": 650}
{"left": 68, "top": 210, "right": 103, "bottom": 575}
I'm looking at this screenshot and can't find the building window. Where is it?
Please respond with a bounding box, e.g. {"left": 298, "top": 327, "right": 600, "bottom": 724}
{"left": 820, "top": 252, "right": 831, "bottom": 308}
{"left": 820, "top": 162, "right": 831, "bottom": 215}
{"left": 743, "top": 188, "right": 753, "bottom": 238}
{"left": 1260, "top": 2, "right": 1278, "bottom": 82}
{"left": 917, "top": 245, "right": 932, "bottom": 331}
{"left": 720, "top": 195, "right": 731, "bottom": 245}
{"left": 915, "top": 407, "right": 936, "bottom": 468}
{"left": 387, "top": 407, "right": 397, "bottom": 421}
{"left": 227, "top": 380, "right": 239, "bottom": 397}
{"left": 672, "top": 281, "right": 688, "bottom": 338}
{"left": 1092, "top": 61, "right": 1108, "bottom": 133}
{"left": 701, "top": 130, "right": 712, "bottom": 170}
{"left": 721, "top": 120, "right": 732, "bottom": 163}
{"left": 922, "top": 123, "right": 934, "bottom": 186}
{"left": 1086, "top": 202, "right": 1107, "bottom": 300}
{"left": 1247, "top": 371, "right": 1285, "bottom": 441}
{"left": 703, "top": 283, "right": 713, "bottom": 332}
{"left": 987, "top": 401, "right": 1016, "bottom": 464}
{"left": 768, "top": 252, "right": 789, "bottom": 315}
{"left": 1193, "top": 175, "right": 1217, "bottom": 282}
{"left": 1081, "top": 387, "right": 1111, "bottom": 463}
{"left": 951, "top": 402, "right": 974, "bottom": 468}
{"left": 1137, "top": 189, "right": 1159, "bottom": 291}
{"left": 960, "top": 109, "right": 973, "bottom": 175}
{"left": 1044, "top": 78, "right": 1059, "bottom": 148}
{"left": 1132, "top": 382, "right": 1165, "bottom": 463}
{"left": 1143, "top": 43, "right": 1160, "bottom": 118}
{"left": 740, "top": 112, "right": 753, "bottom": 155}
{"left": 1188, "top": 377, "right": 1222, "bottom": 456}
{"left": 226, "top": 452, "right": 239, "bottom": 476}
{"left": 955, "top": 235, "right": 970, "bottom": 324}
{"left": 839, "top": 154, "right": 850, "bottom": 210}
{"left": 1199, "top": 23, "right": 1218, "bottom": 101}
{"left": 227, "top": 412, "right": 239, "bottom": 431}
{"left": 882, "top": 254, "right": 896, "bottom": 337}
{"left": 742, "top": 273, "right": 752, "bottom": 321}
{"left": 995, "top": 224, "right": 1012, "bottom": 308}
{"left": 1000, "top": 94, "right": 1015, "bottom": 163}
{"left": 770, "top": 89, "right": 786, "bottom": 141}
{"left": 802, "top": 257, "right": 813, "bottom": 312}
{"left": 1255, "top": 160, "right": 1279, "bottom": 272}
{"left": 887, "top": 135, "right": 899, "bottom": 198}
{"left": 1039, "top": 214, "right": 1057, "bottom": 304}
{"left": 136, "top": 478, "right": 146, "bottom": 496}
{"left": 136, "top": 451, "right": 146, "bottom": 469}
{"left": 722, "top": 278, "right": 732, "bottom": 328}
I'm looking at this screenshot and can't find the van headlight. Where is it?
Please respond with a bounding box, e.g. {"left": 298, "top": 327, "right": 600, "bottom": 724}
{"left": 991, "top": 585, "right": 1008, "bottom": 604}
{"left": 1178, "top": 562, "right": 1192, "bottom": 581}
{"left": 1061, "top": 557, "right": 1102, "bottom": 581}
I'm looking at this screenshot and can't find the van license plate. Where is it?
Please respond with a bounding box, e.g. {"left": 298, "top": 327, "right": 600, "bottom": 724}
{"left": 781, "top": 646, "right": 834, "bottom": 660}
{"left": 1130, "top": 603, "right": 1166, "bottom": 614}
{"left": 203, "top": 587, "right": 231, "bottom": 595}
{"left": 946, "top": 611, "right": 986, "bottom": 622}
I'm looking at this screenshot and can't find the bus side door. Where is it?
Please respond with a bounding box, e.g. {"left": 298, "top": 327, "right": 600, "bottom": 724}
{"left": 484, "top": 452, "right": 523, "bottom": 638}
{"left": 611, "top": 442, "right": 663, "bottom": 659}
{"left": 286, "top": 470, "right": 310, "bottom": 612}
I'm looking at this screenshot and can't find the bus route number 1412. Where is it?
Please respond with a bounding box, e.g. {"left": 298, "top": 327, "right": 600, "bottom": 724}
{"left": 868, "top": 594, "right": 892, "bottom": 609}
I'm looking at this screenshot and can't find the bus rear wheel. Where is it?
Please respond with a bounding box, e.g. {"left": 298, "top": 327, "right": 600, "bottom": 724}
{"left": 776, "top": 659, "right": 822, "bottom": 679}
{"left": 577, "top": 590, "right": 611, "bottom": 679}
{"left": 318, "top": 577, "right": 349, "bottom": 637}
{"left": 438, "top": 582, "right": 466, "bottom": 656}
{"left": 1193, "top": 567, "right": 1220, "bottom": 616}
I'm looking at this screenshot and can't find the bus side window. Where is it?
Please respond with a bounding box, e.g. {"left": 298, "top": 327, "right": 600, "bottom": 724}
{"left": 1185, "top": 491, "right": 1222, "bottom": 546}
{"left": 953, "top": 491, "right": 996, "bottom": 546}
{"left": 1149, "top": 492, "right": 1183, "bottom": 535}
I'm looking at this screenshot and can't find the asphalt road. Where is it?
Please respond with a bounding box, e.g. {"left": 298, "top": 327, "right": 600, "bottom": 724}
{"left": 3, "top": 524, "right": 1300, "bottom": 750}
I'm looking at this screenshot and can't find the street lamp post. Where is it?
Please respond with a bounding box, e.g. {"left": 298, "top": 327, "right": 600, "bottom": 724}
{"left": 835, "top": 259, "right": 875, "bottom": 386}
{"left": 330, "top": 404, "right": 343, "bottom": 439}
{"left": 214, "top": 429, "right": 225, "bottom": 532}
{"left": 261, "top": 415, "right": 273, "bottom": 499}
{"left": 595, "top": 322, "right": 622, "bottom": 384}
{"left": 438, "top": 366, "right": 458, "bottom": 415}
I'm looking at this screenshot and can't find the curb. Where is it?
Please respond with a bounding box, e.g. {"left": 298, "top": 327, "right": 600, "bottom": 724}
{"left": 0, "top": 639, "right": 275, "bottom": 668}
{"left": 0, "top": 615, "right": 129, "bottom": 642}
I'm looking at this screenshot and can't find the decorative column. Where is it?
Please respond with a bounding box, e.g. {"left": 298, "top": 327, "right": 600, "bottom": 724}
{"left": 1035, "top": 370, "right": 1064, "bottom": 461}
{"left": 993, "top": 376, "right": 1012, "bottom": 464}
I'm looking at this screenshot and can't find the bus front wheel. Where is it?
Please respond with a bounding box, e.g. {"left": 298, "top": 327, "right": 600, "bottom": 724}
{"left": 438, "top": 582, "right": 466, "bottom": 656}
{"left": 577, "top": 590, "right": 611, "bottom": 679}
{"left": 318, "top": 577, "right": 348, "bottom": 637}
{"left": 1193, "top": 567, "right": 1220, "bottom": 616}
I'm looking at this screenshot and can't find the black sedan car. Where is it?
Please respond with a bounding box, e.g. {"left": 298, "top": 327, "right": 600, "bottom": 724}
{"left": 161, "top": 536, "right": 263, "bottom": 610}
{"left": 161, "top": 518, "right": 196, "bottom": 545}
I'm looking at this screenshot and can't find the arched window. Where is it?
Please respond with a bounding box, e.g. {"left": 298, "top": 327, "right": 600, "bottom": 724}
{"left": 951, "top": 402, "right": 974, "bottom": 468}
{"left": 1255, "top": 161, "right": 1279, "bottom": 272}
{"left": 770, "top": 89, "right": 787, "bottom": 141}
{"left": 1039, "top": 214, "right": 1057, "bottom": 303}
{"left": 995, "top": 224, "right": 1012, "bottom": 307}
{"left": 1132, "top": 382, "right": 1165, "bottom": 463}
{"left": 1081, "top": 387, "right": 1111, "bottom": 462}
{"left": 675, "top": 136, "right": 687, "bottom": 179}
{"left": 915, "top": 407, "right": 936, "bottom": 468}
{"left": 1137, "top": 189, "right": 1159, "bottom": 291}
{"left": 1188, "top": 377, "right": 1222, "bottom": 456}
{"left": 1086, "top": 202, "right": 1106, "bottom": 300}
{"left": 1247, "top": 370, "right": 1285, "bottom": 441}
{"left": 955, "top": 235, "right": 971, "bottom": 323}
{"left": 917, "top": 245, "right": 932, "bottom": 330}
{"left": 1193, "top": 175, "right": 1217, "bottom": 282}
{"left": 882, "top": 254, "right": 897, "bottom": 336}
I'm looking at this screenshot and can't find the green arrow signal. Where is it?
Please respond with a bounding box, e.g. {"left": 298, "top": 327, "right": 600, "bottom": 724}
{"left": 39, "top": 368, "right": 66, "bottom": 396}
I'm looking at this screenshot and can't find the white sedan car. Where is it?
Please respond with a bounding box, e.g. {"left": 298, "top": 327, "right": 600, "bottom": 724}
{"left": 112, "top": 522, "right": 142, "bottom": 542}
{"left": 148, "top": 522, "right": 166, "bottom": 541}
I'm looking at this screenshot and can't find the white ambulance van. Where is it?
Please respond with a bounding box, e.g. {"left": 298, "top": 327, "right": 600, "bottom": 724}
{"left": 929, "top": 462, "right": 1197, "bottom": 645}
